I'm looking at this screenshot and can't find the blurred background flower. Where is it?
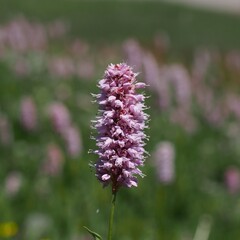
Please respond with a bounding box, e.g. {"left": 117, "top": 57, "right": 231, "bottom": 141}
{"left": 0, "top": 222, "right": 18, "bottom": 238}
{"left": 154, "top": 141, "right": 175, "bottom": 184}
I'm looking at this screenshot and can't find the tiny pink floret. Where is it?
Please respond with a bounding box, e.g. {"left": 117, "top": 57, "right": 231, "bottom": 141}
{"left": 92, "top": 63, "right": 148, "bottom": 192}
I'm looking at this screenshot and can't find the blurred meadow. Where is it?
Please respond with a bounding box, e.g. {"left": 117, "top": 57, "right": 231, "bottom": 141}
{"left": 1, "top": 0, "right": 240, "bottom": 239}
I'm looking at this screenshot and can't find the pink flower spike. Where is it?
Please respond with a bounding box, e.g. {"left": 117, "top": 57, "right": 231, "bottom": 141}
{"left": 154, "top": 141, "right": 175, "bottom": 184}
{"left": 92, "top": 63, "right": 149, "bottom": 193}
{"left": 20, "top": 96, "right": 38, "bottom": 131}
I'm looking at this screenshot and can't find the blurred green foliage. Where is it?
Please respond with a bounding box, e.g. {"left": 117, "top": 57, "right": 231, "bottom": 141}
{"left": 1, "top": 0, "right": 240, "bottom": 49}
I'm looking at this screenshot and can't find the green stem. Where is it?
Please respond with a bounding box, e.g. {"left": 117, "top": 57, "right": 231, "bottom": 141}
{"left": 107, "top": 191, "right": 117, "bottom": 240}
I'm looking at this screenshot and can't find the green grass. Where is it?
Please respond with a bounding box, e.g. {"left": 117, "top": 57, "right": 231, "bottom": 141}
{"left": 1, "top": 0, "right": 240, "bottom": 49}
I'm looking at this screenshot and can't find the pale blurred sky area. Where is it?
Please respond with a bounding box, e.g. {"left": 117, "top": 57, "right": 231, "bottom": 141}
{"left": 164, "top": 0, "right": 240, "bottom": 13}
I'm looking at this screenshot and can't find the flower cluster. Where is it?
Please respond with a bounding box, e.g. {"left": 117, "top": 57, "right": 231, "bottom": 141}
{"left": 92, "top": 63, "right": 148, "bottom": 192}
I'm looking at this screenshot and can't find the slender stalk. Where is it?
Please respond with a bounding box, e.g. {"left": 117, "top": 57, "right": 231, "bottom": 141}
{"left": 107, "top": 191, "right": 117, "bottom": 240}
